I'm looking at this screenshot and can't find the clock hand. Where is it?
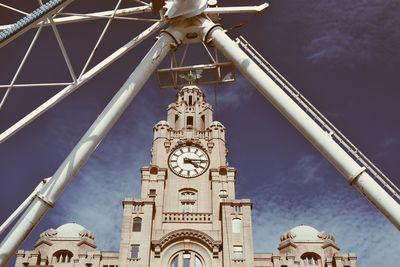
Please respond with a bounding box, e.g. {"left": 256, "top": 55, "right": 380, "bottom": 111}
{"left": 185, "top": 158, "right": 207, "bottom": 162}
{"left": 183, "top": 158, "right": 199, "bottom": 167}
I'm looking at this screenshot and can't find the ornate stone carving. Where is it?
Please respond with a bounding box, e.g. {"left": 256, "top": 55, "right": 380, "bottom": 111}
{"left": 79, "top": 229, "right": 95, "bottom": 240}
{"left": 318, "top": 231, "right": 335, "bottom": 242}
{"left": 39, "top": 228, "right": 57, "bottom": 238}
{"left": 154, "top": 229, "right": 221, "bottom": 252}
{"left": 280, "top": 231, "right": 296, "bottom": 241}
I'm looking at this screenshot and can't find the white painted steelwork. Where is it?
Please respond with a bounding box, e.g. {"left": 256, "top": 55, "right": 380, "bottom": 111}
{"left": 0, "top": 178, "right": 51, "bottom": 236}
{"left": 0, "top": 27, "right": 180, "bottom": 266}
{"left": 0, "top": 4, "right": 268, "bottom": 30}
{"left": 198, "top": 18, "right": 400, "bottom": 229}
{"left": 0, "top": 20, "right": 166, "bottom": 144}
{"left": 237, "top": 36, "right": 400, "bottom": 203}
{"left": 0, "top": 1, "right": 399, "bottom": 266}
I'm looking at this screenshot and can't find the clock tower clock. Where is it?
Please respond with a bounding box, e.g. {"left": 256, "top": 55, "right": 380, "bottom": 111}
{"left": 117, "top": 85, "right": 255, "bottom": 267}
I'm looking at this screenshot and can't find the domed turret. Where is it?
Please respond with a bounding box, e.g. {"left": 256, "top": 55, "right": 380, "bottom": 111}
{"left": 56, "top": 223, "right": 86, "bottom": 238}
{"left": 280, "top": 225, "right": 336, "bottom": 242}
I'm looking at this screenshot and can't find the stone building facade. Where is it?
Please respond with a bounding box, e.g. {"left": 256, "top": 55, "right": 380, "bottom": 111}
{"left": 15, "top": 86, "right": 357, "bottom": 267}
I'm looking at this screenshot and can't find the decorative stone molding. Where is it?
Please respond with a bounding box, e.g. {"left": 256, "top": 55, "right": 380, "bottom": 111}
{"left": 79, "top": 229, "right": 95, "bottom": 240}
{"left": 318, "top": 231, "right": 335, "bottom": 242}
{"left": 163, "top": 212, "right": 212, "bottom": 223}
{"left": 152, "top": 229, "right": 222, "bottom": 254}
{"left": 39, "top": 228, "right": 57, "bottom": 238}
{"left": 280, "top": 231, "right": 296, "bottom": 241}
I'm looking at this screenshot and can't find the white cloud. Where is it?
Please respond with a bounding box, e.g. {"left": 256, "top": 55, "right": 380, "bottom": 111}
{"left": 47, "top": 89, "right": 161, "bottom": 250}
{"left": 287, "top": 0, "right": 400, "bottom": 65}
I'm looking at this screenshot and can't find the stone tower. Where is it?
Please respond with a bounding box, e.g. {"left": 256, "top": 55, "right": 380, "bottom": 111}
{"left": 118, "top": 85, "right": 254, "bottom": 267}
{"left": 14, "top": 85, "right": 358, "bottom": 267}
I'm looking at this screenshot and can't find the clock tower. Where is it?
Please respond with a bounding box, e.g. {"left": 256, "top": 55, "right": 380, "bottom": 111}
{"left": 13, "top": 85, "right": 358, "bottom": 267}
{"left": 118, "top": 85, "right": 254, "bottom": 267}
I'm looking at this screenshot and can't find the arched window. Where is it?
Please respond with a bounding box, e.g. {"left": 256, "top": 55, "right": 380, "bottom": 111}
{"left": 180, "top": 189, "right": 197, "bottom": 213}
{"left": 301, "top": 252, "right": 321, "bottom": 266}
{"left": 170, "top": 251, "right": 203, "bottom": 267}
{"left": 171, "top": 255, "right": 179, "bottom": 267}
{"left": 232, "top": 218, "right": 242, "bottom": 233}
{"left": 132, "top": 217, "right": 142, "bottom": 232}
{"left": 53, "top": 250, "right": 73, "bottom": 263}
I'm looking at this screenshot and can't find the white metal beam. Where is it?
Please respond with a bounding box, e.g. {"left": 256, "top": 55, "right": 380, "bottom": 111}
{"left": 0, "top": 20, "right": 166, "bottom": 144}
{"left": 78, "top": 0, "right": 123, "bottom": 79}
{"left": 0, "top": 178, "right": 51, "bottom": 236}
{"left": 0, "top": 3, "right": 28, "bottom": 15}
{"left": 0, "top": 6, "right": 153, "bottom": 30}
{"left": 0, "top": 26, "right": 181, "bottom": 266}
{"left": 204, "top": 3, "right": 269, "bottom": 14}
{"left": 0, "top": 0, "right": 75, "bottom": 48}
{"left": 198, "top": 18, "right": 400, "bottom": 229}
{"left": 0, "top": 24, "right": 44, "bottom": 111}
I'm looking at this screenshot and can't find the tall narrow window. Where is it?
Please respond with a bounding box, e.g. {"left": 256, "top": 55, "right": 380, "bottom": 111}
{"left": 233, "top": 246, "right": 243, "bottom": 260}
{"left": 183, "top": 253, "right": 191, "bottom": 267}
{"left": 195, "top": 256, "right": 203, "bottom": 267}
{"left": 180, "top": 190, "right": 197, "bottom": 213}
{"left": 232, "top": 218, "right": 242, "bottom": 233}
{"left": 189, "top": 95, "right": 193, "bottom": 106}
{"left": 301, "top": 252, "right": 320, "bottom": 265}
{"left": 53, "top": 250, "right": 73, "bottom": 263}
{"left": 132, "top": 217, "right": 142, "bottom": 232}
{"left": 186, "top": 116, "right": 193, "bottom": 127}
{"left": 130, "top": 244, "right": 139, "bottom": 259}
{"left": 170, "top": 255, "right": 179, "bottom": 267}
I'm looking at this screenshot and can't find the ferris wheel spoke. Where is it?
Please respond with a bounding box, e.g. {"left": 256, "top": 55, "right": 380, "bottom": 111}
{"left": 78, "top": 0, "right": 123, "bottom": 79}
{"left": 0, "top": 3, "right": 28, "bottom": 15}
{"left": 0, "top": 6, "right": 154, "bottom": 32}
{"left": 58, "top": 14, "right": 161, "bottom": 22}
{"left": 0, "top": 0, "right": 75, "bottom": 48}
{"left": 0, "top": 19, "right": 167, "bottom": 144}
{"left": 0, "top": 83, "right": 73, "bottom": 88}
{"left": 132, "top": 0, "right": 151, "bottom": 6}
{"left": 0, "top": 24, "right": 45, "bottom": 111}
{"left": 47, "top": 17, "right": 77, "bottom": 82}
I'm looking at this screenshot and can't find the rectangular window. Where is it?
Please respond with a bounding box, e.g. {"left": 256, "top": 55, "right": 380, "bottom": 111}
{"left": 186, "top": 116, "right": 193, "bottom": 127}
{"left": 130, "top": 244, "right": 139, "bottom": 259}
{"left": 233, "top": 245, "right": 243, "bottom": 260}
{"left": 189, "top": 95, "right": 193, "bottom": 106}
{"left": 219, "top": 190, "right": 228, "bottom": 199}
{"left": 149, "top": 189, "right": 156, "bottom": 197}
{"left": 181, "top": 202, "right": 194, "bottom": 213}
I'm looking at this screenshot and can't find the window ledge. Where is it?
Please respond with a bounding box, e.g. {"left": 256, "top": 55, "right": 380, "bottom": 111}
{"left": 127, "top": 258, "right": 141, "bottom": 261}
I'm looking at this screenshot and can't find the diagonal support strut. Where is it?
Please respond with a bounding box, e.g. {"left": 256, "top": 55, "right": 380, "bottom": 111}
{"left": 0, "top": 26, "right": 181, "bottom": 266}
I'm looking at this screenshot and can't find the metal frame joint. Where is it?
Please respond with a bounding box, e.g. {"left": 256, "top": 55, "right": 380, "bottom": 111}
{"left": 35, "top": 193, "right": 55, "bottom": 208}
{"left": 348, "top": 167, "right": 367, "bottom": 186}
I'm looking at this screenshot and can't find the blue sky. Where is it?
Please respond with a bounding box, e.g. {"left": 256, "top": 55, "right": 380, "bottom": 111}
{"left": 1, "top": 0, "right": 399, "bottom": 266}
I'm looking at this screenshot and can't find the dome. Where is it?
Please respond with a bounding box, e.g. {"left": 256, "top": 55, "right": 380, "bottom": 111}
{"left": 155, "top": 120, "right": 170, "bottom": 127}
{"left": 56, "top": 223, "right": 86, "bottom": 238}
{"left": 209, "top": 121, "right": 224, "bottom": 128}
{"left": 288, "top": 225, "right": 321, "bottom": 242}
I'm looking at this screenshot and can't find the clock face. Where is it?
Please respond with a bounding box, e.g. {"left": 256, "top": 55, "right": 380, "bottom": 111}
{"left": 168, "top": 146, "right": 210, "bottom": 178}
